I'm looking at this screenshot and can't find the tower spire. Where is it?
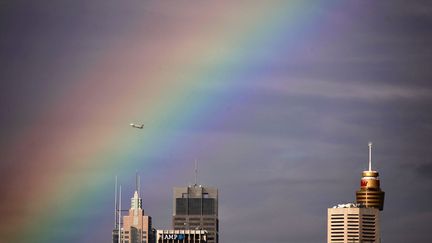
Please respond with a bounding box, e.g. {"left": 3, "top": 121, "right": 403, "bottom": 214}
{"left": 368, "top": 142, "right": 373, "bottom": 171}
{"left": 131, "top": 171, "right": 143, "bottom": 210}
{"left": 138, "top": 174, "right": 141, "bottom": 197}
{"left": 135, "top": 170, "right": 140, "bottom": 197}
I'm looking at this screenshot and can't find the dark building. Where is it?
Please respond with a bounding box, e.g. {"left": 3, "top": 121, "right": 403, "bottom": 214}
{"left": 173, "top": 185, "right": 218, "bottom": 243}
{"left": 112, "top": 230, "right": 119, "bottom": 243}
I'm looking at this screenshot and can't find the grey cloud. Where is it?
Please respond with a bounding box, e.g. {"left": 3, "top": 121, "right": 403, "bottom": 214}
{"left": 414, "top": 163, "right": 432, "bottom": 179}
{"left": 255, "top": 79, "right": 432, "bottom": 101}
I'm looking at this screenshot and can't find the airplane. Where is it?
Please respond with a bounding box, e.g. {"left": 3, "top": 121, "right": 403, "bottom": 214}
{"left": 130, "top": 123, "right": 144, "bottom": 129}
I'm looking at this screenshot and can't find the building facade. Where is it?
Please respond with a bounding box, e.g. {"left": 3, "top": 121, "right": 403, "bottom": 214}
{"left": 328, "top": 204, "right": 380, "bottom": 243}
{"left": 172, "top": 185, "right": 218, "bottom": 243}
{"left": 156, "top": 229, "right": 207, "bottom": 243}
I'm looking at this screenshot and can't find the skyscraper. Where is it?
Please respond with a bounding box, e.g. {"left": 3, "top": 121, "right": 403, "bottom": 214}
{"left": 121, "top": 190, "right": 153, "bottom": 243}
{"left": 172, "top": 185, "right": 218, "bottom": 243}
{"left": 355, "top": 143, "right": 385, "bottom": 210}
{"left": 328, "top": 203, "right": 380, "bottom": 243}
{"left": 113, "top": 175, "right": 154, "bottom": 243}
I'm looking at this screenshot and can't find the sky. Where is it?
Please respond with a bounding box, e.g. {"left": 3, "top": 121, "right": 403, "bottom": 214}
{"left": 1, "top": 0, "right": 432, "bottom": 242}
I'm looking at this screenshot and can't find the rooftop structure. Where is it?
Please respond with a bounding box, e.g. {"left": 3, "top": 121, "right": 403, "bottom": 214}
{"left": 332, "top": 203, "right": 363, "bottom": 209}
{"left": 355, "top": 142, "right": 385, "bottom": 211}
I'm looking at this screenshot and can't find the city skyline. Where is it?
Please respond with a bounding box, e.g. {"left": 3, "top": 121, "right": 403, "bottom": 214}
{"left": 113, "top": 170, "right": 218, "bottom": 243}
{"left": 116, "top": 143, "right": 382, "bottom": 243}
{"left": 1, "top": 0, "right": 432, "bottom": 242}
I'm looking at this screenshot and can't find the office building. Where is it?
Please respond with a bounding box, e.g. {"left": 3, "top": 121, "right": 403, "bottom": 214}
{"left": 172, "top": 185, "right": 218, "bottom": 243}
{"left": 121, "top": 190, "right": 153, "bottom": 243}
{"left": 328, "top": 203, "right": 380, "bottom": 243}
{"left": 113, "top": 175, "right": 154, "bottom": 243}
{"left": 156, "top": 229, "right": 207, "bottom": 243}
{"left": 355, "top": 143, "right": 385, "bottom": 210}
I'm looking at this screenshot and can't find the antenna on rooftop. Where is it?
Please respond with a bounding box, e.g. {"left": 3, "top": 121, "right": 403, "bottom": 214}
{"left": 368, "top": 142, "right": 373, "bottom": 171}
{"left": 194, "top": 159, "right": 198, "bottom": 186}
{"left": 138, "top": 174, "right": 141, "bottom": 198}
{"left": 114, "top": 176, "right": 118, "bottom": 228}
{"left": 118, "top": 185, "right": 122, "bottom": 243}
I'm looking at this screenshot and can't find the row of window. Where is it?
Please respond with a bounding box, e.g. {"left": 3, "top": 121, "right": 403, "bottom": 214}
{"left": 175, "top": 198, "right": 216, "bottom": 215}
{"left": 331, "top": 217, "right": 344, "bottom": 220}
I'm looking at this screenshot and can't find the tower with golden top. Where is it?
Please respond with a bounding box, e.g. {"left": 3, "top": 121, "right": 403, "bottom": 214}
{"left": 356, "top": 142, "right": 385, "bottom": 210}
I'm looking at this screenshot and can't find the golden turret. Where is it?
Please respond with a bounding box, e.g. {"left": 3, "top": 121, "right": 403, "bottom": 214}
{"left": 355, "top": 142, "right": 385, "bottom": 210}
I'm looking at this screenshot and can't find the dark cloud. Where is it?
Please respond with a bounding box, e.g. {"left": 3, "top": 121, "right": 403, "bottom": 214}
{"left": 414, "top": 163, "right": 432, "bottom": 179}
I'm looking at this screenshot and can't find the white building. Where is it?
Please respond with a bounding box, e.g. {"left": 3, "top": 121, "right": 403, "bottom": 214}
{"left": 156, "top": 229, "right": 207, "bottom": 243}
{"left": 327, "top": 203, "right": 380, "bottom": 243}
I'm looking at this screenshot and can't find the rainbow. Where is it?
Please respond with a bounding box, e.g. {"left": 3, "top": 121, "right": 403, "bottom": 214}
{"left": 3, "top": 1, "right": 351, "bottom": 242}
